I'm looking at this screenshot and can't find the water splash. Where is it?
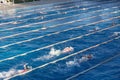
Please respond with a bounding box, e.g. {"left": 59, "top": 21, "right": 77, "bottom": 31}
{"left": 0, "top": 63, "right": 31, "bottom": 80}
{"left": 109, "top": 32, "right": 120, "bottom": 38}
{"left": 0, "top": 69, "right": 22, "bottom": 79}
{"left": 33, "top": 47, "right": 74, "bottom": 61}
{"left": 66, "top": 54, "right": 93, "bottom": 67}
{"left": 112, "top": 32, "right": 120, "bottom": 36}
{"left": 49, "top": 47, "right": 62, "bottom": 56}
{"left": 89, "top": 26, "right": 100, "bottom": 32}
{"left": 33, "top": 55, "right": 54, "bottom": 61}
{"left": 41, "top": 27, "right": 47, "bottom": 30}
{"left": 66, "top": 58, "right": 80, "bottom": 67}
{"left": 33, "top": 47, "right": 62, "bottom": 61}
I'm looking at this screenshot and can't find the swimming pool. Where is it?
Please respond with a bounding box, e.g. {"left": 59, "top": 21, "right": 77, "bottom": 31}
{"left": 0, "top": 0, "right": 120, "bottom": 80}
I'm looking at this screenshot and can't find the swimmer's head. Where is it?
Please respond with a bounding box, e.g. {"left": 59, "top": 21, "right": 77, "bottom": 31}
{"left": 87, "top": 54, "right": 93, "bottom": 59}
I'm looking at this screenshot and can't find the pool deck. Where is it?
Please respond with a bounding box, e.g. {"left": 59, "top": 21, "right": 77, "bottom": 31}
{"left": 0, "top": 0, "right": 70, "bottom": 10}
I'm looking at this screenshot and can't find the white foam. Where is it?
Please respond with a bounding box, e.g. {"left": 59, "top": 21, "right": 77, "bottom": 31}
{"left": 33, "top": 47, "right": 62, "bottom": 61}
{"left": 82, "top": 8, "right": 87, "bottom": 10}
{"left": 33, "top": 47, "right": 73, "bottom": 61}
{"left": 0, "top": 7, "right": 119, "bottom": 43}
{"left": 66, "top": 53, "right": 120, "bottom": 80}
{"left": 16, "top": 15, "right": 22, "bottom": 18}
{"left": 41, "top": 27, "right": 47, "bottom": 30}
{"left": 66, "top": 59, "right": 79, "bottom": 67}
{"left": 12, "top": 21, "right": 18, "bottom": 24}
{"left": 66, "top": 55, "right": 93, "bottom": 67}
{"left": 89, "top": 26, "right": 100, "bottom": 32}
{"left": 110, "top": 32, "right": 120, "bottom": 37}
{"left": 0, "top": 69, "right": 18, "bottom": 79}
{"left": 49, "top": 47, "right": 62, "bottom": 56}
{"left": 78, "top": 56, "right": 89, "bottom": 63}
{"left": 113, "top": 32, "right": 120, "bottom": 36}
{"left": 0, "top": 23, "right": 119, "bottom": 64}
{"left": 33, "top": 55, "right": 54, "bottom": 61}
{"left": 6, "top": 36, "right": 120, "bottom": 80}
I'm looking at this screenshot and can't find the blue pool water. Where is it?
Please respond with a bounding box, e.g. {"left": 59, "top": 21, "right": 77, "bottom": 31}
{"left": 0, "top": 0, "right": 120, "bottom": 80}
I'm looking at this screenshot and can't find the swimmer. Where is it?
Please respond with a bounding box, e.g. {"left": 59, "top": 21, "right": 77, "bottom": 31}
{"left": 113, "top": 32, "right": 120, "bottom": 36}
{"left": 66, "top": 54, "right": 93, "bottom": 67}
{"left": 62, "top": 46, "right": 74, "bottom": 53}
{"left": 23, "top": 63, "right": 32, "bottom": 72}
{"left": 110, "top": 32, "right": 120, "bottom": 37}
{"left": 78, "top": 54, "right": 93, "bottom": 63}
{"left": 19, "top": 64, "right": 32, "bottom": 73}
{"left": 89, "top": 27, "right": 100, "bottom": 32}
{"left": 83, "top": 54, "right": 93, "bottom": 59}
